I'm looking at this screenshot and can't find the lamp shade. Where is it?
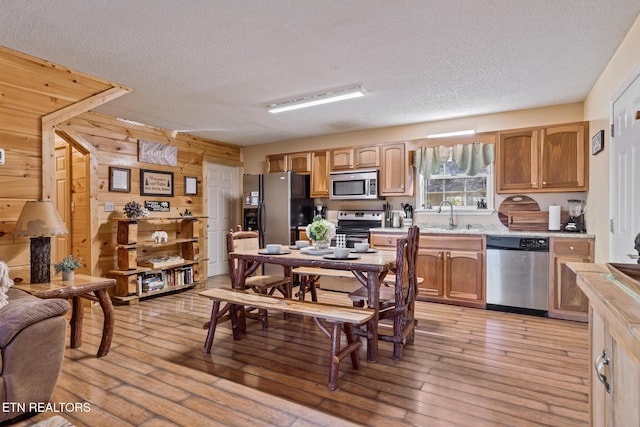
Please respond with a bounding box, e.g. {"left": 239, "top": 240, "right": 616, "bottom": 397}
{"left": 13, "top": 201, "right": 68, "bottom": 237}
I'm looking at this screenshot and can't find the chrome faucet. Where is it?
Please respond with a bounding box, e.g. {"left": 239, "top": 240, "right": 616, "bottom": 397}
{"left": 437, "top": 200, "right": 455, "bottom": 229}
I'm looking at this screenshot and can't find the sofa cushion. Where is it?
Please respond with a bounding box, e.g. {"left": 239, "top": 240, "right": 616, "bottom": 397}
{"left": 0, "top": 289, "right": 69, "bottom": 347}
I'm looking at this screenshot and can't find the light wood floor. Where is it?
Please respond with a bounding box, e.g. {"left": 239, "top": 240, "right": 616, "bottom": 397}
{"left": 17, "top": 276, "right": 589, "bottom": 427}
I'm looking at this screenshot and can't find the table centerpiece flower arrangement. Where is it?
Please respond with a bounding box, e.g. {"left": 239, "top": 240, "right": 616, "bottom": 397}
{"left": 305, "top": 215, "right": 336, "bottom": 249}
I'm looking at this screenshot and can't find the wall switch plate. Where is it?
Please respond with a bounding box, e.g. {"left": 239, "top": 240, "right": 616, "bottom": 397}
{"left": 0, "top": 148, "right": 5, "bottom": 165}
{"left": 105, "top": 202, "right": 115, "bottom": 212}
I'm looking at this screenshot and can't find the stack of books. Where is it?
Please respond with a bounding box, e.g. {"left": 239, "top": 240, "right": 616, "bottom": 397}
{"left": 141, "top": 276, "right": 165, "bottom": 293}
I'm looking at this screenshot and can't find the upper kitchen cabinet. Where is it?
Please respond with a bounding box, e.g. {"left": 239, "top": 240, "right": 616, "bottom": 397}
{"left": 310, "top": 150, "right": 330, "bottom": 198}
{"left": 266, "top": 154, "right": 288, "bottom": 173}
{"left": 380, "top": 142, "right": 413, "bottom": 196}
{"left": 354, "top": 146, "right": 379, "bottom": 169}
{"left": 540, "top": 124, "right": 587, "bottom": 191}
{"left": 288, "top": 152, "right": 312, "bottom": 174}
{"left": 330, "top": 146, "right": 380, "bottom": 171}
{"left": 330, "top": 148, "right": 354, "bottom": 170}
{"left": 266, "top": 152, "right": 312, "bottom": 174}
{"left": 496, "top": 122, "right": 588, "bottom": 193}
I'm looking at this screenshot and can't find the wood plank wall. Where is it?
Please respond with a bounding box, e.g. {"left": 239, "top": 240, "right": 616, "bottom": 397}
{"left": 62, "top": 112, "right": 243, "bottom": 278}
{"left": 0, "top": 46, "right": 116, "bottom": 279}
{"left": 0, "top": 46, "right": 244, "bottom": 281}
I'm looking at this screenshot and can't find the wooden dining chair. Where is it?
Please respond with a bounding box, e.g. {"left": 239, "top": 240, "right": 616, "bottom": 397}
{"left": 348, "top": 225, "right": 420, "bottom": 359}
{"left": 204, "top": 226, "right": 291, "bottom": 334}
{"left": 228, "top": 226, "right": 291, "bottom": 329}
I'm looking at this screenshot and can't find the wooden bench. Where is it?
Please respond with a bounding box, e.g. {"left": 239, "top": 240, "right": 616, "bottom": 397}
{"left": 199, "top": 288, "right": 374, "bottom": 391}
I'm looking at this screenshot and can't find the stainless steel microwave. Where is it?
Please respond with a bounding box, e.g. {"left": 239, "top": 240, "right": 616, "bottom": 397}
{"left": 329, "top": 169, "right": 380, "bottom": 200}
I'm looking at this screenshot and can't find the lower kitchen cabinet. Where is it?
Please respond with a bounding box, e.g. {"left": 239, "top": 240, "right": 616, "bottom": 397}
{"left": 419, "top": 235, "right": 485, "bottom": 308}
{"left": 548, "top": 237, "right": 594, "bottom": 322}
{"left": 573, "top": 264, "right": 640, "bottom": 427}
{"left": 370, "top": 231, "right": 485, "bottom": 308}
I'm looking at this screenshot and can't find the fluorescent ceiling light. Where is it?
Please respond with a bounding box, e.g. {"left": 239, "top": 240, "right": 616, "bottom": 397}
{"left": 426, "top": 129, "right": 476, "bottom": 139}
{"left": 268, "top": 86, "right": 365, "bottom": 114}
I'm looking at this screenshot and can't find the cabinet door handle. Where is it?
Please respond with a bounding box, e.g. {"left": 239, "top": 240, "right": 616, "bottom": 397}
{"left": 594, "top": 350, "right": 611, "bottom": 394}
{"left": 542, "top": 181, "right": 547, "bottom": 185}
{"left": 569, "top": 246, "right": 575, "bottom": 250}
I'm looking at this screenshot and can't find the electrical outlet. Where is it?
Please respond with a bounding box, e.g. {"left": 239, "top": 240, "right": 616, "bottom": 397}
{"left": 105, "top": 202, "right": 115, "bottom": 212}
{"left": 0, "top": 148, "right": 5, "bottom": 165}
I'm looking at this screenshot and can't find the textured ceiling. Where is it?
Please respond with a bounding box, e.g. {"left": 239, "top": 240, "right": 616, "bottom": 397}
{"left": 1, "top": 0, "right": 639, "bottom": 146}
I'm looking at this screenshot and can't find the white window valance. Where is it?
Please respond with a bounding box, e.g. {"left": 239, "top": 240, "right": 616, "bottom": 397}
{"left": 413, "top": 141, "right": 495, "bottom": 178}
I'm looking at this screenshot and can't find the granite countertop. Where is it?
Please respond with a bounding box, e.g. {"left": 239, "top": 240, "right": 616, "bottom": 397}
{"left": 370, "top": 224, "right": 595, "bottom": 239}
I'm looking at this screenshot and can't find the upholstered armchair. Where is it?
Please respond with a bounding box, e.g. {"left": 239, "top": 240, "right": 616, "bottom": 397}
{"left": 0, "top": 288, "right": 69, "bottom": 422}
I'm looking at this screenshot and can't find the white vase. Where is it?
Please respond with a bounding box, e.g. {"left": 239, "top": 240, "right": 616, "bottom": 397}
{"left": 62, "top": 270, "right": 75, "bottom": 281}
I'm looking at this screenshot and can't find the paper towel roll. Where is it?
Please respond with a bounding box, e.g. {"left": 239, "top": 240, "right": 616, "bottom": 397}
{"left": 548, "top": 205, "right": 561, "bottom": 231}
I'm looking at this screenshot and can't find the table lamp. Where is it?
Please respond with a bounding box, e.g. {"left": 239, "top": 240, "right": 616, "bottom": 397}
{"left": 13, "top": 201, "right": 68, "bottom": 283}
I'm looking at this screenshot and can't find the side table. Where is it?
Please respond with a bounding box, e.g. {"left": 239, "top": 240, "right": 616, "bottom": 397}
{"left": 14, "top": 274, "right": 116, "bottom": 357}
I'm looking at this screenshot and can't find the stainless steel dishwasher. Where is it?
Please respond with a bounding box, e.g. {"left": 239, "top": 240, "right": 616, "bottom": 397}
{"left": 486, "top": 235, "right": 549, "bottom": 316}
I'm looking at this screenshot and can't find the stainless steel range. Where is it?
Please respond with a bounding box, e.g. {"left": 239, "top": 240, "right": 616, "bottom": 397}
{"left": 321, "top": 210, "right": 383, "bottom": 293}
{"left": 334, "top": 210, "right": 383, "bottom": 248}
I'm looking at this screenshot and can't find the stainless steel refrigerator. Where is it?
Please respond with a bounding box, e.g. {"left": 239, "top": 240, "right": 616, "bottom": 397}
{"left": 242, "top": 171, "right": 313, "bottom": 259}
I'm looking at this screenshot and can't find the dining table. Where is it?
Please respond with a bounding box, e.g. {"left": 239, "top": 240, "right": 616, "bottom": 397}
{"left": 228, "top": 246, "right": 397, "bottom": 362}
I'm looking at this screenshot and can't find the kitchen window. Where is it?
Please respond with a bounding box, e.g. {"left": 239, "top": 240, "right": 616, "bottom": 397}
{"left": 414, "top": 142, "right": 495, "bottom": 213}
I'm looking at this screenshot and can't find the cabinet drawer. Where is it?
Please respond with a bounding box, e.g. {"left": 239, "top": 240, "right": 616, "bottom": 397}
{"left": 421, "top": 235, "right": 485, "bottom": 251}
{"left": 552, "top": 239, "right": 592, "bottom": 257}
{"left": 370, "top": 233, "right": 404, "bottom": 248}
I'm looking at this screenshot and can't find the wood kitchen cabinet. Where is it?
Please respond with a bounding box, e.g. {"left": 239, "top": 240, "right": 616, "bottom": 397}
{"left": 572, "top": 264, "right": 640, "bottom": 427}
{"left": 266, "top": 154, "right": 288, "bottom": 173}
{"left": 288, "top": 152, "right": 312, "bottom": 174}
{"left": 354, "top": 146, "right": 379, "bottom": 169}
{"left": 330, "top": 148, "right": 353, "bottom": 170}
{"left": 370, "top": 231, "right": 485, "bottom": 308}
{"left": 330, "top": 146, "right": 379, "bottom": 171}
{"left": 380, "top": 142, "right": 414, "bottom": 196}
{"left": 419, "top": 234, "right": 485, "bottom": 308}
{"left": 548, "top": 237, "right": 594, "bottom": 322}
{"left": 266, "top": 152, "right": 312, "bottom": 174}
{"left": 496, "top": 122, "right": 588, "bottom": 193}
{"left": 310, "top": 150, "right": 329, "bottom": 198}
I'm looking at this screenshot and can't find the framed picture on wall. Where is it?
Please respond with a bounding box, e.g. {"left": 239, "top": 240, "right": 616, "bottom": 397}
{"left": 592, "top": 130, "right": 604, "bottom": 155}
{"left": 185, "top": 176, "right": 198, "bottom": 195}
{"left": 109, "top": 167, "right": 131, "bottom": 192}
{"left": 140, "top": 169, "right": 174, "bottom": 196}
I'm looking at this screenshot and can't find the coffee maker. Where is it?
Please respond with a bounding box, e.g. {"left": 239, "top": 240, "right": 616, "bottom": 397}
{"left": 565, "top": 199, "right": 586, "bottom": 232}
{"left": 315, "top": 205, "right": 327, "bottom": 219}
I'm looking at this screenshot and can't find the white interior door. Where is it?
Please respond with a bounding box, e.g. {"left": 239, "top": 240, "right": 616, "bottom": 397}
{"left": 207, "top": 164, "right": 239, "bottom": 276}
{"left": 611, "top": 70, "right": 640, "bottom": 262}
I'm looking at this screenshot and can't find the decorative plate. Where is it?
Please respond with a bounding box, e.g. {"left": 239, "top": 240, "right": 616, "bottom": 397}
{"left": 322, "top": 254, "right": 361, "bottom": 260}
{"left": 258, "top": 250, "right": 292, "bottom": 255}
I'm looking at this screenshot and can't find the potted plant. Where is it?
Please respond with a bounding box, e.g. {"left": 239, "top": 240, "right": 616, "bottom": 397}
{"left": 305, "top": 215, "right": 336, "bottom": 249}
{"left": 54, "top": 255, "right": 82, "bottom": 281}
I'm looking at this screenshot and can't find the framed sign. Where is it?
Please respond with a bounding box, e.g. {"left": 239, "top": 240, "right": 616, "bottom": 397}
{"left": 139, "top": 140, "right": 177, "bottom": 166}
{"left": 145, "top": 201, "right": 170, "bottom": 212}
{"left": 109, "top": 167, "right": 131, "bottom": 192}
{"left": 592, "top": 130, "right": 605, "bottom": 155}
{"left": 185, "top": 176, "right": 198, "bottom": 195}
{"left": 140, "top": 169, "right": 174, "bottom": 196}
